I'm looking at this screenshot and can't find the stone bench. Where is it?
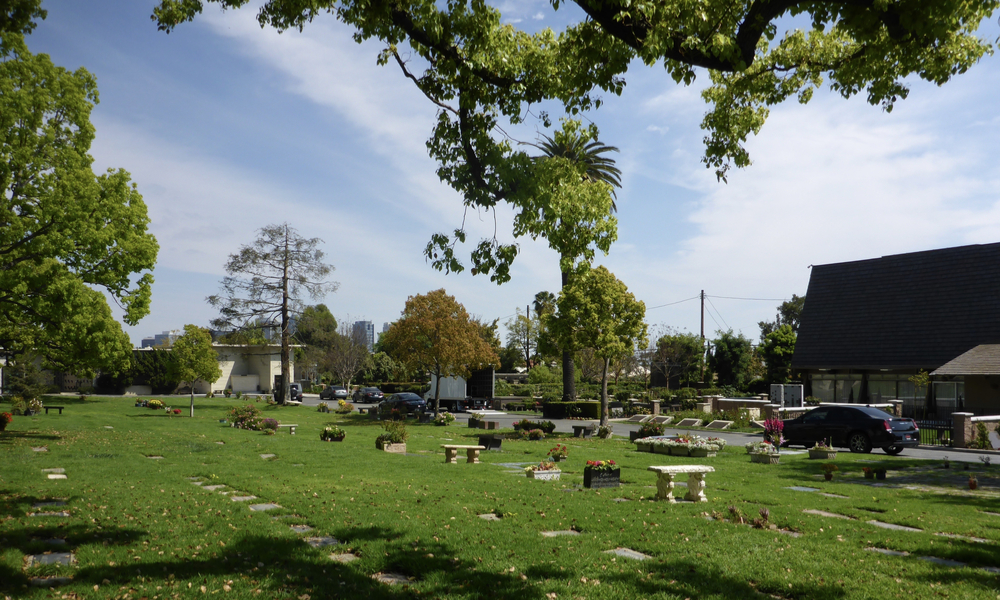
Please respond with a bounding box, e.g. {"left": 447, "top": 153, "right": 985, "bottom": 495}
{"left": 276, "top": 424, "right": 298, "bottom": 435}
{"left": 648, "top": 465, "right": 716, "bottom": 503}
{"left": 572, "top": 424, "right": 596, "bottom": 438}
{"left": 43, "top": 406, "right": 65, "bottom": 415}
{"left": 441, "top": 444, "right": 486, "bottom": 464}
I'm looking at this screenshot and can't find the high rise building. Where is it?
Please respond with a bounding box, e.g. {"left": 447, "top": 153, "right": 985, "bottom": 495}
{"left": 353, "top": 320, "right": 375, "bottom": 351}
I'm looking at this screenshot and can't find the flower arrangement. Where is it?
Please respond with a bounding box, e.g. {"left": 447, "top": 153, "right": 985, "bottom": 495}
{"left": 745, "top": 440, "right": 777, "bottom": 455}
{"left": 376, "top": 421, "right": 408, "bottom": 446}
{"left": 524, "top": 461, "right": 559, "bottom": 472}
{"left": 0, "top": 411, "right": 12, "bottom": 431}
{"left": 321, "top": 425, "right": 346, "bottom": 441}
{"left": 637, "top": 421, "right": 665, "bottom": 438}
{"left": 317, "top": 402, "right": 330, "bottom": 413}
{"left": 227, "top": 404, "right": 263, "bottom": 430}
{"left": 434, "top": 411, "right": 456, "bottom": 426}
{"left": 547, "top": 444, "right": 568, "bottom": 459}
{"left": 223, "top": 389, "right": 232, "bottom": 398}
{"left": 260, "top": 418, "right": 279, "bottom": 435}
{"left": 821, "top": 463, "right": 839, "bottom": 474}
{"left": 597, "top": 425, "right": 613, "bottom": 439}
{"left": 528, "top": 428, "right": 545, "bottom": 440}
{"left": 862, "top": 467, "right": 874, "bottom": 479}
{"left": 173, "top": 409, "right": 182, "bottom": 415}
{"left": 969, "top": 474, "right": 979, "bottom": 490}
{"left": 763, "top": 417, "right": 785, "bottom": 450}
{"left": 335, "top": 399, "right": 354, "bottom": 414}
{"left": 585, "top": 459, "right": 617, "bottom": 472}
{"left": 148, "top": 399, "right": 164, "bottom": 410}
{"left": 812, "top": 440, "right": 832, "bottom": 450}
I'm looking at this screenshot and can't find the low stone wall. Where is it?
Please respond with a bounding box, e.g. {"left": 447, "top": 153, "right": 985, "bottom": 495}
{"left": 714, "top": 398, "right": 769, "bottom": 419}
{"left": 952, "top": 413, "right": 1000, "bottom": 448}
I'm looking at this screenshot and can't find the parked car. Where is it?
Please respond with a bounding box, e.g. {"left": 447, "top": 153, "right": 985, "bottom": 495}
{"left": 287, "top": 383, "right": 303, "bottom": 403}
{"left": 782, "top": 405, "right": 919, "bottom": 455}
{"left": 353, "top": 387, "right": 384, "bottom": 403}
{"left": 378, "top": 392, "right": 427, "bottom": 415}
{"left": 319, "top": 385, "right": 348, "bottom": 401}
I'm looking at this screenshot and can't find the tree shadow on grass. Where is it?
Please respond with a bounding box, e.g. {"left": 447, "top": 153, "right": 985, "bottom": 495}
{"left": 0, "top": 431, "right": 62, "bottom": 446}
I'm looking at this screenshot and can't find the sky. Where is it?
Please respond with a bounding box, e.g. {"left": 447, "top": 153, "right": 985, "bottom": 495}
{"left": 21, "top": 1, "right": 1000, "bottom": 348}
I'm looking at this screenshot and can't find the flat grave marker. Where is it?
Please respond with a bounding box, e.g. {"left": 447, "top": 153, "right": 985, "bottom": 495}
{"left": 705, "top": 420, "right": 732, "bottom": 430}
{"left": 46, "top": 474, "right": 67, "bottom": 480}
{"left": 675, "top": 418, "right": 702, "bottom": 428}
{"left": 304, "top": 536, "right": 339, "bottom": 548}
{"left": 373, "top": 573, "right": 412, "bottom": 585}
{"left": 26, "top": 553, "right": 74, "bottom": 567}
{"left": 329, "top": 553, "right": 358, "bottom": 563}
{"left": 249, "top": 503, "right": 281, "bottom": 512}
{"left": 803, "top": 509, "right": 853, "bottom": 520}
{"left": 868, "top": 520, "right": 921, "bottom": 532}
{"left": 290, "top": 524, "right": 314, "bottom": 533}
{"left": 540, "top": 530, "right": 579, "bottom": 538}
{"left": 230, "top": 495, "right": 257, "bottom": 502}
{"left": 605, "top": 548, "right": 650, "bottom": 560}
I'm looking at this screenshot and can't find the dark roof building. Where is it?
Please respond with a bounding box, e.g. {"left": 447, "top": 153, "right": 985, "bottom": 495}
{"left": 792, "top": 242, "right": 1000, "bottom": 417}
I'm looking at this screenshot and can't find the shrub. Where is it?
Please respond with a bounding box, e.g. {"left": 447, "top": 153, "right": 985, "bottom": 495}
{"left": 527, "top": 364, "right": 556, "bottom": 384}
{"left": 637, "top": 421, "right": 665, "bottom": 437}
{"left": 376, "top": 421, "right": 409, "bottom": 445}
{"left": 434, "top": 412, "right": 455, "bottom": 426}
{"left": 597, "top": 425, "right": 613, "bottom": 439}
{"left": 679, "top": 397, "right": 698, "bottom": 410}
{"left": 614, "top": 390, "right": 630, "bottom": 402}
{"left": 260, "top": 418, "right": 279, "bottom": 433}
{"left": 540, "top": 391, "right": 561, "bottom": 404}
{"left": 528, "top": 428, "right": 545, "bottom": 440}
{"left": 494, "top": 379, "right": 513, "bottom": 396}
{"left": 234, "top": 391, "right": 243, "bottom": 400}
{"left": 321, "top": 425, "right": 346, "bottom": 441}
{"left": 228, "top": 404, "right": 263, "bottom": 430}
{"left": 513, "top": 419, "right": 556, "bottom": 434}
{"left": 677, "top": 388, "right": 698, "bottom": 400}
{"left": 971, "top": 423, "right": 992, "bottom": 450}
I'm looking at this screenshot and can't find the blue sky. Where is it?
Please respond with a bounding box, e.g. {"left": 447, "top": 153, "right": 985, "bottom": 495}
{"left": 25, "top": 1, "right": 1000, "bottom": 347}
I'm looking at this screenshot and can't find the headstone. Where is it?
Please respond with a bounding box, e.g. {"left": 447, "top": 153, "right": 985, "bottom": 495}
{"left": 26, "top": 553, "right": 74, "bottom": 567}
{"left": 867, "top": 547, "right": 909, "bottom": 557}
{"left": 604, "top": 548, "right": 650, "bottom": 560}
{"left": 304, "top": 536, "right": 339, "bottom": 548}
{"left": 329, "top": 553, "right": 357, "bottom": 563}
{"left": 230, "top": 495, "right": 257, "bottom": 502}
{"left": 215, "top": 442, "right": 225, "bottom": 445}
{"left": 104, "top": 426, "right": 113, "bottom": 429}
{"left": 935, "top": 532, "right": 988, "bottom": 543}
{"left": 819, "top": 493, "right": 849, "bottom": 499}
{"left": 47, "top": 474, "right": 67, "bottom": 480}
{"left": 147, "top": 455, "right": 164, "bottom": 460}
{"left": 29, "top": 511, "right": 70, "bottom": 518}
{"left": 249, "top": 503, "right": 280, "bottom": 512}
{"left": 373, "top": 573, "right": 411, "bottom": 585}
{"left": 290, "top": 524, "right": 314, "bottom": 533}
{"left": 784, "top": 486, "right": 820, "bottom": 492}
{"left": 705, "top": 420, "right": 732, "bottom": 430}
{"left": 867, "top": 520, "right": 922, "bottom": 532}
{"left": 540, "top": 530, "right": 579, "bottom": 537}
{"left": 31, "top": 447, "right": 48, "bottom": 452}
{"left": 478, "top": 514, "right": 500, "bottom": 521}
{"left": 260, "top": 454, "right": 276, "bottom": 460}
{"left": 41, "top": 468, "right": 65, "bottom": 473}
{"left": 802, "top": 509, "right": 852, "bottom": 520}
{"left": 675, "top": 418, "right": 702, "bottom": 428}
{"left": 919, "top": 556, "right": 966, "bottom": 568}
{"left": 989, "top": 431, "right": 1000, "bottom": 450}
{"left": 203, "top": 485, "right": 226, "bottom": 491}
{"left": 626, "top": 415, "right": 651, "bottom": 423}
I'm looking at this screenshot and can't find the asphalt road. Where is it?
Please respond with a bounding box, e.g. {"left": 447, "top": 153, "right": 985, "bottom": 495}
{"left": 299, "top": 394, "right": 996, "bottom": 464}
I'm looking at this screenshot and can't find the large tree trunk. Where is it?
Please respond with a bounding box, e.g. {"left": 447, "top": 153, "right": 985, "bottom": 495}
{"left": 600, "top": 357, "right": 610, "bottom": 427}
{"left": 279, "top": 225, "right": 291, "bottom": 405}
{"left": 561, "top": 267, "right": 576, "bottom": 402}
{"left": 433, "top": 364, "right": 441, "bottom": 415}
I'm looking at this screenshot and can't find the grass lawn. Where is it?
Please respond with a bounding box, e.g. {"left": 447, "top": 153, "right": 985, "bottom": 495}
{"left": 1, "top": 395, "right": 998, "bottom": 599}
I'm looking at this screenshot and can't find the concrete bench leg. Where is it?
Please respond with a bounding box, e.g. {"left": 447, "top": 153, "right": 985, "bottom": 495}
{"left": 655, "top": 473, "right": 677, "bottom": 503}
{"left": 685, "top": 472, "right": 708, "bottom": 503}
{"left": 444, "top": 448, "right": 458, "bottom": 464}
{"left": 466, "top": 449, "right": 481, "bottom": 464}
{"left": 289, "top": 426, "right": 296, "bottom": 435}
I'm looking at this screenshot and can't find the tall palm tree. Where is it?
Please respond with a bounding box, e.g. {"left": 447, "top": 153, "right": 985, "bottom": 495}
{"left": 535, "top": 132, "right": 623, "bottom": 209}
{"left": 530, "top": 128, "right": 623, "bottom": 401}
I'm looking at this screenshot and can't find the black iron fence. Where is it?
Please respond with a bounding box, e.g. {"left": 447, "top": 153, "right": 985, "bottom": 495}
{"left": 915, "top": 420, "right": 952, "bottom": 447}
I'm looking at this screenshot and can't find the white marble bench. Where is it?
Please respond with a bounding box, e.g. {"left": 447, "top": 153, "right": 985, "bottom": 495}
{"left": 441, "top": 444, "right": 486, "bottom": 464}
{"left": 276, "top": 424, "right": 298, "bottom": 435}
{"left": 648, "top": 465, "right": 715, "bottom": 503}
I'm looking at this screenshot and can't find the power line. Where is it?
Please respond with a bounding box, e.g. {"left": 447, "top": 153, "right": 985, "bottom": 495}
{"left": 646, "top": 295, "right": 700, "bottom": 310}
{"left": 706, "top": 296, "right": 730, "bottom": 331}
{"left": 706, "top": 294, "right": 788, "bottom": 302}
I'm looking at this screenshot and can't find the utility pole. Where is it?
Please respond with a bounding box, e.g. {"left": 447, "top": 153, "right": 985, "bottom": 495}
{"left": 700, "top": 290, "right": 706, "bottom": 382}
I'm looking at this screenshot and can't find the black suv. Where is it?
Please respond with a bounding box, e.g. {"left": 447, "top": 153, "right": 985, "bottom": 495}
{"left": 287, "top": 383, "right": 303, "bottom": 403}
{"left": 782, "top": 405, "right": 919, "bottom": 455}
{"left": 378, "top": 393, "right": 427, "bottom": 415}
{"left": 353, "top": 387, "right": 384, "bottom": 403}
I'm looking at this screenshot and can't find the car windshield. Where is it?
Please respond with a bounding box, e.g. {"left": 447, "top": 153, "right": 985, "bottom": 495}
{"left": 395, "top": 393, "right": 422, "bottom": 401}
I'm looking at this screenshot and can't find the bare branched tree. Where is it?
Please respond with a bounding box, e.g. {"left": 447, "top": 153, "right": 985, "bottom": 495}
{"left": 322, "top": 320, "right": 370, "bottom": 394}
{"left": 208, "top": 223, "right": 338, "bottom": 403}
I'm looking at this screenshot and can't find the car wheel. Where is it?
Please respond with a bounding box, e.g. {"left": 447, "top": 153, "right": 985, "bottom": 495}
{"left": 848, "top": 432, "right": 872, "bottom": 453}
{"left": 882, "top": 445, "right": 904, "bottom": 456}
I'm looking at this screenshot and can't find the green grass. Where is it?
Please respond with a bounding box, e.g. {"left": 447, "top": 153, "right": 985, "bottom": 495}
{"left": 2, "top": 395, "right": 999, "bottom": 599}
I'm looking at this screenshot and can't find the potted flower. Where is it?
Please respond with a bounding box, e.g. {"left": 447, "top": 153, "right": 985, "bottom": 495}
{"left": 524, "top": 461, "right": 561, "bottom": 481}
{"left": 632, "top": 421, "right": 664, "bottom": 442}
{"left": 821, "top": 463, "right": 839, "bottom": 481}
{"left": 547, "top": 444, "right": 569, "bottom": 462}
{"left": 583, "top": 460, "right": 620, "bottom": 489}
{"left": 376, "top": 421, "right": 408, "bottom": 453}
{"left": 943, "top": 455, "right": 950, "bottom": 469}
{"left": 862, "top": 467, "right": 875, "bottom": 480}
{"left": 317, "top": 402, "right": 330, "bottom": 413}
{"left": 748, "top": 441, "right": 780, "bottom": 464}
{"left": 469, "top": 413, "right": 485, "bottom": 428}
{"left": 874, "top": 467, "right": 887, "bottom": 480}
{"left": 336, "top": 399, "right": 354, "bottom": 414}
{"left": 528, "top": 428, "right": 545, "bottom": 440}
{"left": 763, "top": 417, "right": 784, "bottom": 453}
{"left": 969, "top": 474, "right": 978, "bottom": 490}
{"left": 321, "top": 425, "right": 346, "bottom": 441}
{"left": 0, "top": 411, "right": 12, "bottom": 432}
{"left": 148, "top": 399, "right": 164, "bottom": 410}
{"left": 808, "top": 440, "right": 837, "bottom": 460}
{"left": 260, "top": 418, "right": 279, "bottom": 435}
{"left": 434, "top": 412, "right": 456, "bottom": 426}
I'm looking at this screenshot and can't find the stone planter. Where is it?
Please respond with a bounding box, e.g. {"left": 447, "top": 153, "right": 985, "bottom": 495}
{"left": 629, "top": 431, "right": 642, "bottom": 442}
{"left": 875, "top": 470, "right": 887, "bottom": 480}
{"left": 376, "top": 441, "right": 406, "bottom": 454}
{"left": 527, "top": 470, "right": 561, "bottom": 481}
{"left": 550, "top": 455, "right": 566, "bottom": 463}
{"left": 808, "top": 449, "right": 837, "bottom": 460}
{"left": 583, "top": 468, "right": 620, "bottom": 489}
{"left": 653, "top": 444, "right": 672, "bottom": 455}
{"left": 669, "top": 446, "right": 689, "bottom": 456}
{"left": 688, "top": 448, "right": 716, "bottom": 458}
{"left": 469, "top": 419, "right": 481, "bottom": 429}
{"left": 635, "top": 441, "right": 652, "bottom": 453}
{"left": 323, "top": 436, "right": 345, "bottom": 442}
{"left": 751, "top": 452, "right": 780, "bottom": 464}
{"left": 318, "top": 406, "right": 330, "bottom": 413}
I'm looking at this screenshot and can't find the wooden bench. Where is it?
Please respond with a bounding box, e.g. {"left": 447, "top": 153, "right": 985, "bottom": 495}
{"left": 572, "top": 424, "right": 595, "bottom": 438}
{"left": 648, "top": 465, "right": 716, "bottom": 503}
{"left": 43, "top": 406, "right": 65, "bottom": 415}
{"left": 276, "top": 424, "right": 298, "bottom": 435}
{"left": 441, "top": 444, "right": 486, "bottom": 464}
